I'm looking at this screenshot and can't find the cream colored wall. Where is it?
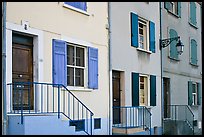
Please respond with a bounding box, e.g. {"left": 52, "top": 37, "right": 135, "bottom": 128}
{"left": 6, "top": 2, "right": 109, "bottom": 134}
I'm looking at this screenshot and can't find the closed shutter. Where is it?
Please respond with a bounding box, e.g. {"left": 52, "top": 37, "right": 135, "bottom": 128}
{"left": 178, "top": 2, "right": 181, "bottom": 17}
{"left": 164, "top": 2, "right": 171, "bottom": 11}
{"left": 197, "top": 83, "right": 201, "bottom": 105}
{"left": 149, "top": 21, "right": 155, "bottom": 53}
{"left": 132, "top": 72, "right": 139, "bottom": 106}
{"left": 169, "top": 29, "right": 178, "bottom": 60}
{"left": 150, "top": 75, "right": 156, "bottom": 106}
{"left": 190, "top": 2, "right": 197, "bottom": 26}
{"left": 88, "top": 47, "right": 98, "bottom": 89}
{"left": 188, "top": 81, "right": 193, "bottom": 105}
{"left": 190, "top": 39, "right": 197, "bottom": 65}
{"left": 52, "top": 39, "right": 67, "bottom": 86}
{"left": 131, "top": 12, "right": 138, "bottom": 47}
{"left": 65, "top": 2, "right": 87, "bottom": 11}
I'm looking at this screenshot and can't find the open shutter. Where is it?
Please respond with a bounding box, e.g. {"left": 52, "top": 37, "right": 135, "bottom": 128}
{"left": 149, "top": 21, "right": 155, "bottom": 53}
{"left": 164, "top": 2, "right": 171, "bottom": 11}
{"left": 188, "top": 81, "right": 193, "bottom": 105}
{"left": 132, "top": 72, "right": 139, "bottom": 106}
{"left": 88, "top": 47, "right": 98, "bottom": 89}
{"left": 190, "top": 2, "right": 197, "bottom": 26}
{"left": 131, "top": 12, "right": 138, "bottom": 47}
{"left": 169, "top": 29, "right": 178, "bottom": 60}
{"left": 52, "top": 39, "right": 67, "bottom": 86}
{"left": 178, "top": 2, "right": 181, "bottom": 17}
{"left": 190, "top": 39, "right": 197, "bottom": 65}
{"left": 150, "top": 75, "right": 156, "bottom": 106}
{"left": 197, "top": 83, "right": 201, "bottom": 105}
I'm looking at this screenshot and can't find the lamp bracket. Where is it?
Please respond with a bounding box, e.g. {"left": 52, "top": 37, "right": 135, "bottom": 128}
{"left": 160, "top": 36, "right": 180, "bottom": 50}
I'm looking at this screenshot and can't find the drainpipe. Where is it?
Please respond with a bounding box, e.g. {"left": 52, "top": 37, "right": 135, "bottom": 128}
{"left": 2, "top": 2, "right": 7, "bottom": 135}
{"left": 159, "top": 2, "right": 164, "bottom": 135}
{"left": 107, "top": 2, "right": 112, "bottom": 135}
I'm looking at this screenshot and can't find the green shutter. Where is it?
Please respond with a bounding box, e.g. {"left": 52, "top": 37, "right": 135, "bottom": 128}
{"left": 150, "top": 75, "right": 156, "bottom": 106}
{"left": 132, "top": 72, "right": 139, "bottom": 106}
{"left": 131, "top": 12, "right": 138, "bottom": 48}
{"left": 188, "top": 81, "right": 193, "bottom": 105}
{"left": 190, "top": 39, "right": 197, "bottom": 65}
{"left": 197, "top": 83, "right": 201, "bottom": 105}
{"left": 190, "top": 2, "right": 197, "bottom": 26}
{"left": 164, "top": 2, "right": 171, "bottom": 11}
{"left": 177, "top": 2, "right": 181, "bottom": 17}
{"left": 149, "top": 21, "right": 155, "bottom": 53}
{"left": 169, "top": 29, "right": 178, "bottom": 60}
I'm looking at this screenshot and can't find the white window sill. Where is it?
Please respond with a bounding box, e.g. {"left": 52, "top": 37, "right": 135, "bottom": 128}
{"left": 188, "top": 21, "right": 198, "bottom": 29}
{"left": 168, "top": 56, "right": 180, "bottom": 61}
{"left": 136, "top": 48, "right": 152, "bottom": 54}
{"left": 167, "top": 10, "right": 180, "bottom": 18}
{"left": 63, "top": 3, "right": 90, "bottom": 16}
{"left": 190, "top": 62, "right": 199, "bottom": 67}
{"left": 67, "top": 86, "right": 92, "bottom": 92}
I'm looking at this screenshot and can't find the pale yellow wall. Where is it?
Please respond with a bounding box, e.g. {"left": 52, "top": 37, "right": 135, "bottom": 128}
{"left": 6, "top": 2, "right": 109, "bottom": 134}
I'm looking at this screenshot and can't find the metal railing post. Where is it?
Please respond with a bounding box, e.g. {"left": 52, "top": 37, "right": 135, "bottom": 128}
{"left": 58, "top": 85, "right": 60, "bottom": 119}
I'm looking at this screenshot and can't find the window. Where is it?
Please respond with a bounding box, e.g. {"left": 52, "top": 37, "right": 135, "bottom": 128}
{"left": 52, "top": 39, "right": 98, "bottom": 89}
{"left": 67, "top": 44, "right": 85, "bottom": 87}
{"left": 169, "top": 29, "right": 179, "bottom": 60}
{"left": 188, "top": 81, "right": 201, "bottom": 106}
{"left": 64, "top": 2, "right": 87, "bottom": 11}
{"left": 189, "top": 2, "right": 197, "bottom": 26}
{"left": 131, "top": 12, "right": 155, "bottom": 53}
{"left": 190, "top": 39, "right": 198, "bottom": 65}
{"left": 132, "top": 73, "right": 156, "bottom": 107}
{"left": 138, "top": 19, "right": 148, "bottom": 50}
{"left": 139, "top": 75, "right": 148, "bottom": 106}
{"left": 94, "top": 118, "right": 101, "bottom": 129}
{"left": 164, "top": 2, "right": 181, "bottom": 17}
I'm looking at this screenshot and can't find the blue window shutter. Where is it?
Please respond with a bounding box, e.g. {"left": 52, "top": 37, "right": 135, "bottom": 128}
{"left": 150, "top": 75, "right": 156, "bottom": 106}
{"left": 169, "top": 29, "right": 178, "bottom": 60}
{"left": 149, "top": 21, "right": 155, "bottom": 53}
{"left": 52, "top": 39, "right": 67, "bottom": 86}
{"left": 191, "top": 39, "right": 197, "bottom": 65}
{"left": 190, "top": 2, "right": 197, "bottom": 26}
{"left": 132, "top": 72, "right": 139, "bottom": 106}
{"left": 188, "top": 81, "right": 193, "bottom": 105}
{"left": 197, "top": 83, "right": 201, "bottom": 105}
{"left": 88, "top": 47, "right": 98, "bottom": 89}
{"left": 164, "top": 2, "right": 171, "bottom": 11}
{"left": 131, "top": 12, "right": 138, "bottom": 48}
{"left": 65, "top": 2, "right": 87, "bottom": 11}
{"left": 178, "top": 2, "right": 181, "bottom": 17}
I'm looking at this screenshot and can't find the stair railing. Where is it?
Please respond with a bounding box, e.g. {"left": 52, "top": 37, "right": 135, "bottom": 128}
{"left": 7, "top": 82, "right": 94, "bottom": 135}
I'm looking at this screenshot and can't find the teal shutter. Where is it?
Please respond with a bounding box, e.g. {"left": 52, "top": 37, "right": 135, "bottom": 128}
{"left": 131, "top": 12, "right": 138, "bottom": 48}
{"left": 150, "top": 75, "right": 156, "bottom": 106}
{"left": 190, "top": 2, "right": 197, "bottom": 26}
{"left": 188, "top": 81, "right": 193, "bottom": 105}
{"left": 132, "top": 72, "right": 139, "bottom": 106}
{"left": 177, "top": 2, "right": 181, "bottom": 17}
{"left": 149, "top": 21, "right": 155, "bottom": 53}
{"left": 197, "top": 83, "right": 201, "bottom": 105}
{"left": 190, "top": 39, "right": 197, "bottom": 65}
{"left": 169, "top": 29, "right": 178, "bottom": 60}
{"left": 164, "top": 2, "right": 171, "bottom": 11}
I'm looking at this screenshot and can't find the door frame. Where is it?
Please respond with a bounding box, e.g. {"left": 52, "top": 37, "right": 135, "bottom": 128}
{"left": 163, "top": 77, "right": 171, "bottom": 118}
{"left": 6, "top": 22, "right": 44, "bottom": 112}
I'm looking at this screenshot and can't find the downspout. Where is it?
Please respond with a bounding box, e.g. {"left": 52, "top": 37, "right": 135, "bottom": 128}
{"left": 159, "top": 2, "right": 164, "bottom": 135}
{"left": 2, "top": 2, "right": 7, "bottom": 135}
{"left": 107, "top": 2, "right": 112, "bottom": 135}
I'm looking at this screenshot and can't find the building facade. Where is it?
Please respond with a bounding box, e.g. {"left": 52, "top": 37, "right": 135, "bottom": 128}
{"left": 161, "top": 2, "right": 202, "bottom": 135}
{"left": 5, "top": 2, "right": 110, "bottom": 135}
{"left": 109, "top": 2, "right": 162, "bottom": 135}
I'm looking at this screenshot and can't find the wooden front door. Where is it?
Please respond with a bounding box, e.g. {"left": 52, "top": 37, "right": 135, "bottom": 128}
{"left": 164, "top": 77, "right": 170, "bottom": 118}
{"left": 12, "top": 33, "right": 34, "bottom": 110}
{"left": 112, "top": 71, "right": 121, "bottom": 124}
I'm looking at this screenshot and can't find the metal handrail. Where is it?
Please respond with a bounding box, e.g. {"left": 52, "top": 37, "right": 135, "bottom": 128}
{"left": 7, "top": 82, "right": 94, "bottom": 135}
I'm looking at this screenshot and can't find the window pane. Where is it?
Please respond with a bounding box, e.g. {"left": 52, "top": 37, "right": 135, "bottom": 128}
{"left": 139, "top": 28, "right": 143, "bottom": 35}
{"left": 68, "top": 46, "right": 75, "bottom": 65}
{"left": 76, "top": 47, "right": 84, "bottom": 67}
{"left": 75, "top": 68, "right": 84, "bottom": 86}
{"left": 67, "top": 67, "right": 74, "bottom": 86}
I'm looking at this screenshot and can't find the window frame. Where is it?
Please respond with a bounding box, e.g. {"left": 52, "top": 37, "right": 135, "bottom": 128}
{"left": 63, "top": 2, "right": 90, "bottom": 16}
{"left": 139, "top": 74, "right": 150, "bottom": 106}
{"left": 188, "top": 2, "right": 198, "bottom": 28}
{"left": 67, "top": 43, "right": 87, "bottom": 88}
{"left": 137, "top": 17, "right": 150, "bottom": 52}
{"left": 192, "top": 82, "right": 198, "bottom": 106}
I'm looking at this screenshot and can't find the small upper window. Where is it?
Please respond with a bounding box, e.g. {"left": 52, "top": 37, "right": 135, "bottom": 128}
{"left": 138, "top": 18, "right": 148, "bottom": 51}
{"left": 64, "top": 2, "right": 87, "bottom": 11}
{"left": 189, "top": 2, "right": 197, "bottom": 27}
{"left": 164, "top": 2, "right": 181, "bottom": 17}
